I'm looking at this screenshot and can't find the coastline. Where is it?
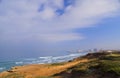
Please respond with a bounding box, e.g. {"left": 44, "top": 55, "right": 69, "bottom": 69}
{"left": 0, "top": 52, "right": 87, "bottom": 72}
{"left": 0, "top": 58, "right": 89, "bottom": 78}
{"left": 0, "top": 51, "right": 120, "bottom": 78}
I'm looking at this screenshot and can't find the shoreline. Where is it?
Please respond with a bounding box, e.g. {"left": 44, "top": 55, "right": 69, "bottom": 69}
{"left": 0, "top": 52, "right": 87, "bottom": 72}
{"left": 0, "top": 51, "right": 120, "bottom": 78}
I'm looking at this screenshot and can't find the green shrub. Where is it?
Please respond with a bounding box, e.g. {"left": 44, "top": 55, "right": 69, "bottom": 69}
{"left": 100, "top": 56, "right": 120, "bottom": 61}
{"left": 99, "top": 61, "right": 120, "bottom": 75}
{"left": 50, "top": 62, "right": 65, "bottom": 66}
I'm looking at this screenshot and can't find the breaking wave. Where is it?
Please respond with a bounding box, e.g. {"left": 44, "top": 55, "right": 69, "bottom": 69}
{"left": 0, "top": 52, "right": 87, "bottom": 72}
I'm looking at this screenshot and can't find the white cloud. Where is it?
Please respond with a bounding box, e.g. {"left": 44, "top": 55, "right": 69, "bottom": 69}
{"left": 39, "top": 7, "right": 55, "bottom": 20}
{"left": 0, "top": 0, "right": 120, "bottom": 43}
{"left": 35, "top": 33, "right": 83, "bottom": 42}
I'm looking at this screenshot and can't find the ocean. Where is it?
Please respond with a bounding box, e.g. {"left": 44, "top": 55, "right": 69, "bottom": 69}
{"left": 0, "top": 52, "right": 87, "bottom": 72}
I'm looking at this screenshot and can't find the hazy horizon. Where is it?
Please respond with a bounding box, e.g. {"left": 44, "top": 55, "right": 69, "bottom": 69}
{"left": 0, "top": 0, "right": 120, "bottom": 60}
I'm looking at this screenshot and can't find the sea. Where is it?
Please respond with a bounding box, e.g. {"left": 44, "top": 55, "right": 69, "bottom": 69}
{"left": 0, "top": 52, "right": 87, "bottom": 72}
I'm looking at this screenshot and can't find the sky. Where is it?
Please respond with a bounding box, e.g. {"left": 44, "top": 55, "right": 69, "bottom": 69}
{"left": 0, "top": 0, "right": 120, "bottom": 60}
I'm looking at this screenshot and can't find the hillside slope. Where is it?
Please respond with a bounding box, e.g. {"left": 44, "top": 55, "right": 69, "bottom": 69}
{"left": 0, "top": 51, "right": 120, "bottom": 78}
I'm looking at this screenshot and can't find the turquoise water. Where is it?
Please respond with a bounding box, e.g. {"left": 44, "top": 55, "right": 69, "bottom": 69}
{"left": 0, "top": 60, "right": 23, "bottom": 72}
{"left": 0, "top": 52, "right": 87, "bottom": 72}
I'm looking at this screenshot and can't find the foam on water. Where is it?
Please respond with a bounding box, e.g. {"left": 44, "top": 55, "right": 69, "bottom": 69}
{"left": 15, "top": 61, "right": 23, "bottom": 65}
{"left": 0, "top": 67, "right": 6, "bottom": 71}
{"left": 0, "top": 52, "right": 87, "bottom": 72}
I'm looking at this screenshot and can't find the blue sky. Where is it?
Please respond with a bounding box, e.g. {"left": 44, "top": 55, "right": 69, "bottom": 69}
{"left": 0, "top": 0, "right": 120, "bottom": 60}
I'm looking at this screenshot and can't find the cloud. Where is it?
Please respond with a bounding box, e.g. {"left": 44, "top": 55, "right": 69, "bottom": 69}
{"left": 0, "top": 0, "right": 120, "bottom": 43}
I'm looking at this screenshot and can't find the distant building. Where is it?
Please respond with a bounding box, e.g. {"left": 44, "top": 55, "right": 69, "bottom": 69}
{"left": 107, "top": 50, "right": 113, "bottom": 53}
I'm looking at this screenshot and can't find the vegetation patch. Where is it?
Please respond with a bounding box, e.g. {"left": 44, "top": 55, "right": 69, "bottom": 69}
{"left": 99, "top": 60, "right": 120, "bottom": 75}
{"left": 71, "top": 60, "right": 99, "bottom": 74}
{"left": 97, "top": 53, "right": 120, "bottom": 75}
{"left": 100, "top": 55, "right": 120, "bottom": 61}
{"left": 29, "top": 52, "right": 120, "bottom": 78}
{"left": 50, "top": 62, "right": 65, "bottom": 66}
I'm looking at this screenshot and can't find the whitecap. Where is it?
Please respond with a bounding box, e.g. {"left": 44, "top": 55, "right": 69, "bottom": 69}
{"left": 15, "top": 61, "right": 23, "bottom": 65}
{"left": 0, "top": 67, "right": 6, "bottom": 71}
